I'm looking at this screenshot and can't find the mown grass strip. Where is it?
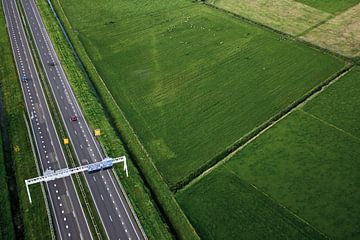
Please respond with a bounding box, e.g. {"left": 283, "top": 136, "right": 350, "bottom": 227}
{"left": 204, "top": 1, "right": 352, "bottom": 62}
{"left": 207, "top": 0, "right": 331, "bottom": 36}
{"left": 0, "top": 2, "right": 52, "bottom": 239}
{"left": 36, "top": 0, "right": 186, "bottom": 239}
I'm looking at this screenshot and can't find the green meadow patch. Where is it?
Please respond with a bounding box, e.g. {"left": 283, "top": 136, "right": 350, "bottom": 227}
{"left": 177, "top": 67, "right": 360, "bottom": 239}
{"left": 303, "top": 66, "right": 360, "bottom": 137}
{"left": 59, "top": 0, "right": 345, "bottom": 187}
{"left": 177, "top": 166, "right": 323, "bottom": 240}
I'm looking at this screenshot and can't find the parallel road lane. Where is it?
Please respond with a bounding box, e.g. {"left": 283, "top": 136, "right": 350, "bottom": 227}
{"left": 20, "top": 0, "right": 146, "bottom": 239}
{"left": 2, "top": 0, "right": 93, "bottom": 239}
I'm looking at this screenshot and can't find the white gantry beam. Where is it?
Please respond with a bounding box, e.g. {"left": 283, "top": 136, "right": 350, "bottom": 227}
{"left": 25, "top": 156, "right": 128, "bottom": 203}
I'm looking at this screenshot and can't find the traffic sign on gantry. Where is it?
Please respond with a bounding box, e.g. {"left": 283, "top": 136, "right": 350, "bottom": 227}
{"left": 25, "top": 156, "right": 128, "bottom": 203}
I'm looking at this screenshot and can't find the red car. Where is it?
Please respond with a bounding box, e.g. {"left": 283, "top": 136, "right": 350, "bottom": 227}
{"left": 70, "top": 115, "right": 78, "bottom": 121}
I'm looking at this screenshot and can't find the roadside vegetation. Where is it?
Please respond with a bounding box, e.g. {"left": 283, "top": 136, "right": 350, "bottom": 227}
{"left": 0, "top": 3, "right": 52, "bottom": 239}
{"left": 0, "top": 133, "right": 16, "bottom": 239}
{"left": 0, "top": 6, "right": 16, "bottom": 239}
{"left": 177, "top": 67, "right": 360, "bottom": 239}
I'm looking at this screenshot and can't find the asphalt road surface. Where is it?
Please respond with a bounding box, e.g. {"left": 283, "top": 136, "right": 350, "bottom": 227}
{"left": 20, "top": 0, "right": 146, "bottom": 239}
{"left": 2, "top": 0, "right": 92, "bottom": 239}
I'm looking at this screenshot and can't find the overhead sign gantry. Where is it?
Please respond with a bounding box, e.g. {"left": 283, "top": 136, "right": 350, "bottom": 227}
{"left": 25, "top": 156, "right": 128, "bottom": 203}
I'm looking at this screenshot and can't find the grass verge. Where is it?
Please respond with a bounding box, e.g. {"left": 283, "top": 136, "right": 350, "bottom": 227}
{"left": 0, "top": 129, "right": 16, "bottom": 239}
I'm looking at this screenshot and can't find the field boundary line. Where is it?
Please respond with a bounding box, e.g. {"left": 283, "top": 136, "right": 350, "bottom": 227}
{"left": 224, "top": 166, "right": 330, "bottom": 239}
{"left": 202, "top": 1, "right": 353, "bottom": 62}
{"left": 299, "top": 109, "right": 360, "bottom": 143}
{"left": 297, "top": 14, "right": 335, "bottom": 37}
{"left": 178, "top": 64, "right": 353, "bottom": 192}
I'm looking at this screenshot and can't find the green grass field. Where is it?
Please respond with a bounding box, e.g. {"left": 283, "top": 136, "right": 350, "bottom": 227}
{"left": 59, "top": 0, "right": 345, "bottom": 188}
{"left": 177, "top": 67, "right": 360, "bottom": 239}
{"left": 0, "top": 134, "right": 16, "bottom": 239}
{"left": 177, "top": 166, "right": 324, "bottom": 239}
{"left": 296, "top": 0, "right": 360, "bottom": 13}
{"left": 0, "top": 2, "right": 52, "bottom": 238}
{"left": 303, "top": 66, "right": 360, "bottom": 137}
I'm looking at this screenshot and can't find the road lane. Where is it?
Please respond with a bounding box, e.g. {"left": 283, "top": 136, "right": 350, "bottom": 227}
{"left": 2, "top": 0, "right": 92, "bottom": 238}
{"left": 20, "top": 0, "right": 146, "bottom": 239}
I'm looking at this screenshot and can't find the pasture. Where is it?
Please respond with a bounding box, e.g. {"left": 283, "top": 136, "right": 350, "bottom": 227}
{"left": 59, "top": 0, "right": 345, "bottom": 187}
{"left": 303, "top": 66, "right": 360, "bottom": 137}
{"left": 207, "top": 0, "right": 331, "bottom": 35}
{"left": 209, "top": 0, "right": 360, "bottom": 57}
{"left": 177, "top": 67, "right": 360, "bottom": 239}
{"left": 176, "top": 166, "right": 324, "bottom": 240}
{"left": 296, "top": 0, "right": 360, "bottom": 13}
{"left": 302, "top": 4, "right": 360, "bottom": 57}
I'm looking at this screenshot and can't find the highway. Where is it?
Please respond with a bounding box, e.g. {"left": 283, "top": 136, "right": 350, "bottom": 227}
{"left": 20, "top": 0, "right": 146, "bottom": 239}
{"left": 2, "top": 0, "right": 92, "bottom": 239}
